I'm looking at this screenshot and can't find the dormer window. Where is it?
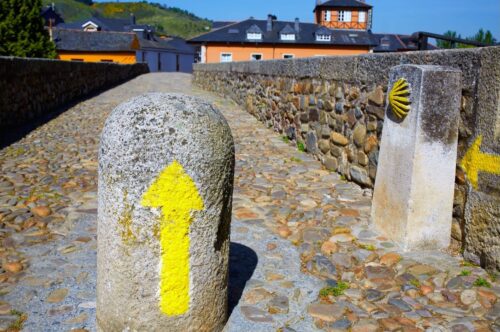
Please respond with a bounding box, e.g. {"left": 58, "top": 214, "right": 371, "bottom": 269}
{"left": 315, "top": 27, "right": 332, "bottom": 42}
{"left": 247, "top": 32, "right": 262, "bottom": 40}
{"left": 316, "top": 34, "right": 331, "bottom": 42}
{"left": 246, "top": 24, "right": 263, "bottom": 41}
{"left": 281, "top": 33, "right": 296, "bottom": 41}
{"left": 280, "top": 24, "right": 297, "bottom": 41}
{"left": 380, "top": 36, "right": 391, "bottom": 48}
{"left": 338, "top": 11, "right": 352, "bottom": 22}
{"left": 82, "top": 21, "right": 99, "bottom": 32}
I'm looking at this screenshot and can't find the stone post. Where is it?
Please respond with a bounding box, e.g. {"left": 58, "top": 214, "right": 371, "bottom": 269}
{"left": 97, "top": 93, "right": 235, "bottom": 331}
{"left": 371, "top": 65, "right": 461, "bottom": 250}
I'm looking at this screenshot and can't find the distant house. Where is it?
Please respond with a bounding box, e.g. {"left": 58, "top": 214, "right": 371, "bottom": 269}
{"left": 314, "top": 0, "right": 372, "bottom": 30}
{"left": 53, "top": 29, "right": 140, "bottom": 64}
{"left": 189, "top": 1, "right": 377, "bottom": 63}
{"left": 372, "top": 33, "right": 438, "bottom": 52}
{"left": 55, "top": 16, "right": 196, "bottom": 72}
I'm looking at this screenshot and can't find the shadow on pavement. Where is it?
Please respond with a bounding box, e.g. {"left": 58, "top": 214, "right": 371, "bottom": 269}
{"left": 228, "top": 242, "right": 258, "bottom": 317}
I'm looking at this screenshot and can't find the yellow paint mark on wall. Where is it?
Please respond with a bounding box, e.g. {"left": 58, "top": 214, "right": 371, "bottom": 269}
{"left": 141, "top": 161, "right": 204, "bottom": 316}
{"left": 118, "top": 193, "right": 136, "bottom": 245}
{"left": 460, "top": 135, "right": 500, "bottom": 189}
{"left": 389, "top": 78, "right": 411, "bottom": 119}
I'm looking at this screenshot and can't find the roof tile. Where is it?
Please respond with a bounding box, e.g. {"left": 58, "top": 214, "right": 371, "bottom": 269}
{"left": 189, "top": 19, "right": 378, "bottom": 46}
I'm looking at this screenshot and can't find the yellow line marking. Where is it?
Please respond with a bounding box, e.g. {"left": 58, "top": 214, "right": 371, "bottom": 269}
{"left": 460, "top": 135, "right": 500, "bottom": 189}
{"left": 141, "top": 160, "right": 204, "bottom": 316}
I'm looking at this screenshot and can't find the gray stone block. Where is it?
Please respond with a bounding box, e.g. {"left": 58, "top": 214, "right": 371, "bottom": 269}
{"left": 372, "top": 65, "right": 462, "bottom": 250}
{"left": 97, "top": 93, "right": 234, "bottom": 331}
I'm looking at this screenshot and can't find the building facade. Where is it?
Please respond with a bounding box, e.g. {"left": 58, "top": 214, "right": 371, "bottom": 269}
{"left": 53, "top": 29, "right": 139, "bottom": 64}
{"left": 314, "top": 0, "right": 372, "bottom": 30}
{"left": 54, "top": 16, "right": 196, "bottom": 72}
{"left": 189, "top": 1, "right": 378, "bottom": 63}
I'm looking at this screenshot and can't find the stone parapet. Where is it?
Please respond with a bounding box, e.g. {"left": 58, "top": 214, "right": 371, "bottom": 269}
{"left": 193, "top": 47, "right": 500, "bottom": 271}
{"left": 0, "top": 56, "right": 149, "bottom": 130}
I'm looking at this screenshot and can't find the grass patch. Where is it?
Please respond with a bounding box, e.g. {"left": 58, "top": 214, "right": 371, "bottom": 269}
{"left": 319, "top": 281, "right": 349, "bottom": 297}
{"left": 473, "top": 277, "right": 491, "bottom": 288}
{"left": 409, "top": 279, "right": 421, "bottom": 288}
{"left": 8, "top": 310, "right": 27, "bottom": 331}
{"left": 461, "top": 261, "right": 478, "bottom": 267}
{"left": 290, "top": 157, "right": 302, "bottom": 163}
{"left": 297, "top": 142, "right": 306, "bottom": 152}
{"left": 488, "top": 272, "right": 498, "bottom": 282}
{"left": 4, "top": 146, "right": 26, "bottom": 157}
{"left": 460, "top": 270, "right": 471, "bottom": 276}
{"left": 281, "top": 136, "right": 290, "bottom": 144}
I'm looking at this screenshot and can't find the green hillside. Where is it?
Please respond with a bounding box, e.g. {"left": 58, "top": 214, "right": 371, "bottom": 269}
{"left": 42, "top": 0, "right": 212, "bottom": 38}
{"left": 43, "top": 0, "right": 95, "bottom": 22}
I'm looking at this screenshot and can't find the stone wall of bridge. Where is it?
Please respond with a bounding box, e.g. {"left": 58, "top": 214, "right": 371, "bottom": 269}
{"left": 193, "top": 47, "right": 500, "bottom": 271}
{"left": 0, "top": 56, "right": 148, "bottom": 130}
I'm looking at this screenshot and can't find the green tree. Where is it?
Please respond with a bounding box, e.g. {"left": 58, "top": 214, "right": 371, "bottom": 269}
{"left": 437, "top": 29, "right": 497, "bottom": 49}
{"left": 436, "top": 30, "right": 461, "bottom": 49}
{"left": 469, "top": 28, "right": 496, "bottom": 45}
{"left": 0, "top": 0, "right": 56, "bottom": 58}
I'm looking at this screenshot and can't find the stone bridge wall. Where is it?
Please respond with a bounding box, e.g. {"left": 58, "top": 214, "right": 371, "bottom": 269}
{"left": 193, "top": 47, "right": 500, "bottom": 271}
{"left": 0, "top": 56, "right": 148, "bottom": 129}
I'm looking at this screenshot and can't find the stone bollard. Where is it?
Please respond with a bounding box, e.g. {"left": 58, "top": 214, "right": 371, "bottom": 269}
{"left": 371, "top": 65, "right": 461, "bottom": 250}
{"left": 97, "top": 93, "right": 234, "bottom": 331}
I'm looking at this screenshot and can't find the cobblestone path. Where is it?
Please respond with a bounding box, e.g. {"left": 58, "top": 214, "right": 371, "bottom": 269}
{"left": 1, "top": 73, "right": 499, "bottom": 332}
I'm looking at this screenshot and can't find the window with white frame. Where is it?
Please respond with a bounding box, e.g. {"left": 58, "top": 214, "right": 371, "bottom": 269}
{"left": 324, "top": 10, "right": 331, "bottom": 22}
{"left": 338, "top": 10, "right": 352, "bottom": 22}
{"left": 250, "top": 53, "right": 262, "bottom": 61}
{"left": 220, "top": 53, "right": 232, "bottom": 62}
{"left": 247, "top": 32, "right": 262, "bottom": 40}
{"left": 316, "top": 34, "right": 331, "bottom": 42}
{"left": 358, "top": 11, "right": 366, "bottom": 23}
{"left": 283, "top": 54, "right": 294, "bottom": 59}
{"left": 280, "top": 33, "right": 296, "bottom": 41}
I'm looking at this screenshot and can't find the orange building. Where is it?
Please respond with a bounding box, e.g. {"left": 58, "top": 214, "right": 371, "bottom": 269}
{"left": 314, "top": 0, "right": 372, "bottom": 30}
{"left": 53, "top": 29, "right": 139, "bottom": 64}
{"left": 189, "top": 0, "right": 377, "bottom": 63}
{"left": 51, "top": 16, "right": 197, "bottom": 72}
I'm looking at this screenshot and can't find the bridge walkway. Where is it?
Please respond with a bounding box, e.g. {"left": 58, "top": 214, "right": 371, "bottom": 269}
{"left": 0, "top": 73, "right": 498, "bottom": 331}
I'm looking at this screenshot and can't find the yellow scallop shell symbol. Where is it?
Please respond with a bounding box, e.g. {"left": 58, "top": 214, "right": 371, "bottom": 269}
{"left": 389, "top": 78, "right": 411, "bottom": 119}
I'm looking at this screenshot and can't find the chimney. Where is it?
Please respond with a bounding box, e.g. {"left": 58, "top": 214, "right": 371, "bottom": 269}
{"left": 130, "top": 13, "right": 136, "bottom": 25}
{"left": 316, "top": 0, "right": 322, "bottom": 5}
{"left": 267, "top": 14, "right": 273, "bottom": 32}
{"left": 294, "top": 18, "right": 300, "bottom": 33}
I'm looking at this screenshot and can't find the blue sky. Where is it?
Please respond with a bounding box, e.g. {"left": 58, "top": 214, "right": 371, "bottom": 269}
{"left": 100, "top": 0, "right": 500, "bottom": 39}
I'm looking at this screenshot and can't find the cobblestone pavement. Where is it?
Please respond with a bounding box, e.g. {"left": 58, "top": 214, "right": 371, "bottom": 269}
{"left": 0, "top": 73, "right": 499, "bottom": 332}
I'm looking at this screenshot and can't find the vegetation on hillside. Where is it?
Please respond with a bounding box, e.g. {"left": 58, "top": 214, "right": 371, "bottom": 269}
{"left": 42, "top": 0, "right": 211, "bottom": 38}
{"left": 0, "top": 0, "right": 56, "bottom": 58}
{"left": 437, "top": 29, "right": 497, "bottom": 49}
{"left": 42, "top": 0, "right": 95, "bottom": 21}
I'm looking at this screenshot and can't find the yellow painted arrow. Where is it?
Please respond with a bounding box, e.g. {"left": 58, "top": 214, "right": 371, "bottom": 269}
{"left": 460, "top": 135, "right": 500, "bottom": 189}
{"left": 141, "top": 160, "right": 204, "bottom": 316}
